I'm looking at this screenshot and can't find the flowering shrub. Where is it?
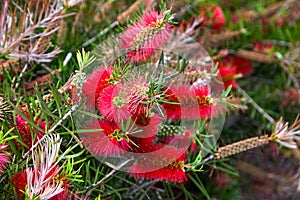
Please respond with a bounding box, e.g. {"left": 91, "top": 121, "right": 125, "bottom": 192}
{"left": 0, "top": 0, "right": 300, "bottom": 199}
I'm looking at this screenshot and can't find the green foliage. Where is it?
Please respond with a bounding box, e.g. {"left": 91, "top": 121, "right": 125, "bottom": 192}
{"left": 0, "top": 0, "right": 300, "bottom": 199}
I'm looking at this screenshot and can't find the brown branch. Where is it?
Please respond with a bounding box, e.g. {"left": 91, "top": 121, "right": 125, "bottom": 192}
{"left": 236, "top": 85, "right": 275, "bottom": 124}
{"left": 201, "top": 29, "right": 246, "bottom": 48}
{"left": 235, "top": 49, "right": 277, "bottom": 63}
{"left": 117, "top": 0, "right": 146, "bottom": 24}
{"left": 236, "top": 160, "right": 296, "bottom": 184}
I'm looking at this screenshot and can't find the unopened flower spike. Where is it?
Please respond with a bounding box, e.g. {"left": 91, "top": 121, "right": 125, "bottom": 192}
{"left": 209, "top": 116, "right": 300, "bottom": 164}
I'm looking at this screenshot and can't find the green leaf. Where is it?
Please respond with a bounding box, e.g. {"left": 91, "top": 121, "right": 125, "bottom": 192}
{"left": 189, "top": 175, "right": 211, "bottom": 200}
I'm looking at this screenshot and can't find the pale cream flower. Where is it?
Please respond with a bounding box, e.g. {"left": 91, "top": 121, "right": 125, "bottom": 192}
{"left": 270, "top": 116, "right": 300, "bottom": 149}
{"left": 26, "top": 134, "right": 65, "bottom": 200}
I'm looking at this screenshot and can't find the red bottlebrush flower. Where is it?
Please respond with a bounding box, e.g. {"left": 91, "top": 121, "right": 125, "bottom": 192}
{"left": 129, "top": 137, "right": 157, "bottom": 154}
{"left": 200, "top": 6, "right": 225, "bottom": 31}
{"left": 232, "top": 14, "right": 240, "bottom": 24}
{"left": 82, "top": 66, "right": 112, "bottom": 108}
{"left": 192, "top": 85, "right": 213, "bottom": 119}
{"left": 97, "top": 84, "right": 130, "bottom": 122}
{"left": 218, "top": 66, "right": 238, "bottom": 89}
{"left": 11, "top": 170, "right": 28, "bottom": 199}
{"left": 162, "top": 85, "right": 213, "bottom": 120}
{"left": 253, "top": 42, "right": 273, "bottom": 54}
{"left": 0, "top": 144, "right": 9, "bottom": 174}
{"left": 135, "top": 114, "right": 162, "bottom": 138}
{"left": 119, "top": 10, "right": 171, "bottom": 63}
{"left": 161, "top": 86, "right": 182, "bottom": 120}
{"left": 81, "top": 119, "right": 131, "bottom": 156}
{"left": 13, "top": 115, "right": 45, "bottom": 150}
{"left": 189, "top": 139, "right": 198, "bottom": 153}
{"left": 224, "top": 56, "right": 253, "bottom": 76}
{"left": 217, "top": 55, "right": 253, "bottom": 89}
{"left": 128, "top": 146, "right": 187, "bottom": 183}
{"left": 0, "top": 153, "right": 8, "bottom": 174}
{"left": 132, "top": 114, "right": 162, "bottom": 139}
{"left": 125, "top": 79, "right": 153, "bottom": 125}
{"left": 129, "top": 114, "right": 162, "bottom": 152}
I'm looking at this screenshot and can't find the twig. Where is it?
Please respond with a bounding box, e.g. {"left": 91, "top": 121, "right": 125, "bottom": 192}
{"left": 236, "top": 160, "right": 296, "bottom": 184}
{"left": 128, "top": 180, "right": 159, "bottom": 199}
{"left": 280, "top": 61, "right": 300, "bottom": 93}
{"left": 82, "top": 21, "right": 119, "bottom": 47}
{"left": 117, "top": 0, "right": 145, "bottom": 24}
{"left": 85, "top": 158, "right": 134, "bottom": 195}
{"left": 263, "top": 40, "right": 292, "bottom": 47}
{"left": 14, "top": 63, "right": 29, "bottom": 90}
{"left": 187, "top": 154, "right": 215, "bottom": 171}
{"left": 236, "top": 85, "right": 275, "bottom": 124}
{"left": 235, "top": 49, "right": 277, "bottom": 63}
{"left": 22, "top": 103, "right": 80, "bottom": 159}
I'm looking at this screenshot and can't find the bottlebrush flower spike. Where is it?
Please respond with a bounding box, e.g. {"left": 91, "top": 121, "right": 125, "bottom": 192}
{"left": 270, "top": 116, "right": 300, "bottom": 149}
{"left": 224, "top": 56, "right": 253, "bottom": 76}
{"left": 200, "top": 6, "right": 225, "bottom": 31}
{"left": 97, "top": 84, "right": 130, "bottom": 122}
{"left": 129, "top": 146, "right": 187, "bottom": 183}
{"left": 82, "top": 66, "right": 113, "bottom": 108}
{"left": 123, "top": 74, "right": 155, "bottom": 125}
{"left": 253, "top": 42, "right": 273, "bottom": 54}
{"left": 11, "top": 170, "right": 28, "bottom": 199}
{"left": 128, "top": 83, "right": 151, "bottom": 120}
{"left": 161, "top": 86, "right": 182, "bottom": 120}
{"left": 162, "top": 85, "right": 213, "bottom": 120}
{"left": 119, "top": 10, "right": 172, "bottom": 63}
{"left": 135, "top": 114, "right": 162, "bottom": 138}
{"left": 129, "top": 114, "right": 163, "bottom": 152}
{"left": 81, "top": 119, "right": 131, "bottom": 156}
{"left": 0, "top": 144, "right": 9, "bottom": 174}
{"left": 14, "top": 114, "right": 45, "bottom": 150}
{"left": 218, "top": 62, "right": 240, "bottom": 89}
{"left": 192, "top": 84, "right": 213, "bottom": 119}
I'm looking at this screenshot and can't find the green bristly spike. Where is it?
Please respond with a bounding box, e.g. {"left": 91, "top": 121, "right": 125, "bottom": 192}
{"left": 158, "top": 125, "right": 186, "bottom": 137}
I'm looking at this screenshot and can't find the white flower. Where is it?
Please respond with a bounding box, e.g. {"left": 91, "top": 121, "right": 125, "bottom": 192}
{"left": 271, "top": 116, "right": 300, "bottom": 149}
{"left": 26, "top": 134, "right": 65, "bottom": 200}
